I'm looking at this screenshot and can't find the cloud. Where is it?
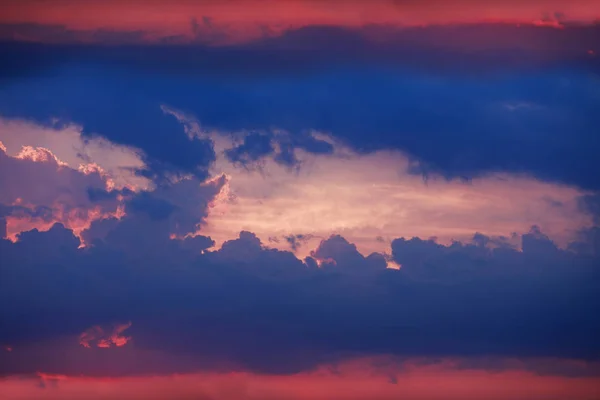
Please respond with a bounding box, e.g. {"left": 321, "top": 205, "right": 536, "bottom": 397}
{"left": 0, "top": 142, "right": 124, "bottom": 240}
{"left": 79, "top": 322, "right": 132, "bottom": 349}
{"left": 283, "top": 234, "right": 314, "bottom": 252}
{"left": 1, "top": 25, "right": 598, "bottom": 189}
{"left": 1, "top": 0, "right": 600, "bottom": 45}
{"left": 1, "top": 214, "right": 599, "bottom": 376}
{"left": 225, "top": 132, "right": 275, "bottom": 168}
{"left": 569, "top": 194, "right": 600, "bottom": 256}
{"left": 310, "top": 235, "right": 387, "bottom": 270}
{"left": 134, "top": 174, "right": 227, "bottom": 237}
{"left": 579, "top": 193, "right": 600, "bottom": 224}
{"left": 203, "top": 141, "right": 594, "bottom": 260}
{"left": 0, "top": 81, "right": 216, "bottom": 183}
{"left": 1, "top": 121, "right": 597, "bottom": 377}
{"left": 2, "top": 357, "right": 600, "bottom": 400}
{"left": 79, "top": 175, "right": 226, "bottom": 255}
{"left": 0, "top": 117, "right": 150, "bottom": 190}
{"left": 0, "top": 119, "right": 226, "bottom": 243}
{"left": 2, "top": 24, "right": 599, "bottom": 78}
{"left": 0, "top": 5, "right": 599, "bottom": 385}
{"left": 224, "top": 130, "right": 334, "bottom": 170}
{"left": 0, "top": 217, "right": 6, "bottom": 238}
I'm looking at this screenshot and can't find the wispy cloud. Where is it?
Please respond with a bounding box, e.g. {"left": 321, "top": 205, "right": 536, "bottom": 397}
{"left": 79, "top": 322, "right": 132, "bottom": 349}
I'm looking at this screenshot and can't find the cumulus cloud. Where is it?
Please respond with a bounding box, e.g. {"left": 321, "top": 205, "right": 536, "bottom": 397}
{"left": 1, "top": 117, "right": 599, "bottom": 378}
{"left": 310, "top": 235, "right": 387, "bottom": 270}
{"left": 80, "top": 174, "right": 227, "bottom": 253}
{"left": 0, "top": 116, "right": 229, "bottom": 244}
{"left": 1, "top": 216, "right": 599, "bottom": 376}
{"left": 0, "top": 8, "right": 599, "bottom": 387}
{"left": 0, "top": 117, "right": 150, "bottom": 190}
{"left": 0, "top": 144, "right": 105, "bottom": 207}
{"left": 0, "top": 142, "right": 124, "bottom": 240}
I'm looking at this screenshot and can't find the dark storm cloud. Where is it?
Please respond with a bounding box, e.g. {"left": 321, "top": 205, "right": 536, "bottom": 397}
{"left": 1, "top": 214, "right": 599, "bottom": 376}
{"left": 0, "top": 23, "right": 599, "bottom": 188}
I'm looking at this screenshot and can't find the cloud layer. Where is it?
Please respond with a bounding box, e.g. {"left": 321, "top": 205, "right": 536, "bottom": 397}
{"left": 1, "top": 116, "right": 598, "bottom": 378}
{"left": 1, "top": 4, "right": 599, "bottom": 397}
{"left": 1, "top": 0, "right": 600, "bottom": 44}
{"left": 1, "top": 214, "right": 599, "bottom": 376}
{"left": 1, "top": 23, "right": 598, "bottom": 189}
{"left": 3, "top": 358, "right": 600, "bottom": 400}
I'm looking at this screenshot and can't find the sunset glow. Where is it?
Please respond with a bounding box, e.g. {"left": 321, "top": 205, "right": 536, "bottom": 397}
{"left": 1, "top": 1, "right": 599, "bottom": 399}
{"left": 1, "top": 0, "right": 599, "bottom": 44}
{"left": 3, "top": 358, "right": 600, "bottom": 400}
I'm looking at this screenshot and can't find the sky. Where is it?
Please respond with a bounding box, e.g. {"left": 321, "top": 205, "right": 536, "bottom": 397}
{"left": 0, "top": 0, "right": 599, "bottom": 399}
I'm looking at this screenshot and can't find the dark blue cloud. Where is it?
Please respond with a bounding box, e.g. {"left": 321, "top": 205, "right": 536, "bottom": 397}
{"left": 0, "top": 61, "right": 215, "bottom": 182}
{"left": 283, "top": 233, "right": 314, "bottom": 252}
{"left": 580, "top": 193, "right": 600, "bottom": 225}
{"left": 1, "top": 24, "right": 599, "bottom": 377}
{"left": 1, "top": 24, "right": 598, "bottom": 76}
{"left": 225, "top": 132, "right": 274, "bottom": 166}
{"left": 224, "top": 130, "right": 334, "bottom": 169}
{"left": 570, "top": 194, "right": 600, "bottom": 256}
{"left": 0, "top": 144, "right": 122, "bottom": 224}
{"left": 0, "top": 24, "right": 599, "bottom": 188}
{"left": 1, "top": 217, "right": 599, "bottom": 376}
{"left": 310, "top": 235, "right": 387, "bottom": 270}
{"left": 126, "top": 192, "right": 176, "bottom": 221}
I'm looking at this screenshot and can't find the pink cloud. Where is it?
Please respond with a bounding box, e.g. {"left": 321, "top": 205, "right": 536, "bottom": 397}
{"left": 0, "top": 0, "right": 599, "bottom": 44}
{"left": 203, "top": 138, "right": 595, "bottom": 260}
{"left": 0, "top": 142, "right": 126, "bottom": 243}
{"left": 79, "top": 322, "right": 132, "bottom": 349}
{"left": 0, "top": 118, "right": 150, "bottom": 191}
{"left": 1, "top": 356, "right": 599, "bottom": 400}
